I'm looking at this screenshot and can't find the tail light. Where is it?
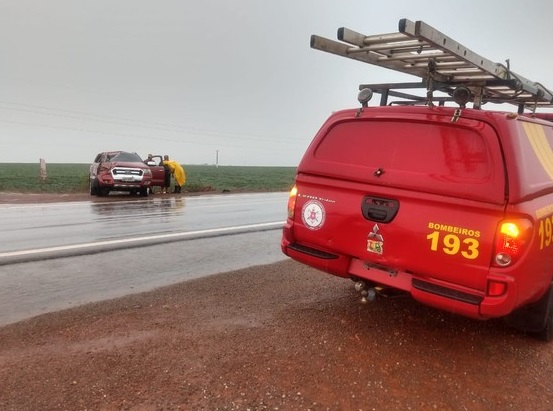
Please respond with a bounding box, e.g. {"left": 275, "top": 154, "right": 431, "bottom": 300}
{"left": 287, "top": 186, "right": 298, "bottom": 219}
{"left": 492, "top": 219, "right": 533, "bottom": 267}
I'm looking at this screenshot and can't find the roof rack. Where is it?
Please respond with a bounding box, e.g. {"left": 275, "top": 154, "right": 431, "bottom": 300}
{"left": 311, "top": 18, "right": 553, "bottom": 113}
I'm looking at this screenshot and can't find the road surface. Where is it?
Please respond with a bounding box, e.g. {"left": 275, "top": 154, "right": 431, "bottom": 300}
{"left": 0, "top": 192, "right": 288, "bottom": 263}
{"left": 0, "top": 192, "right": 288, "bottom": 325}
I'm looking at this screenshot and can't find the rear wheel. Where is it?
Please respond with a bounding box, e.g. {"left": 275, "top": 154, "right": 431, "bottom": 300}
{"left": 505, "top": 282, "right": 553, "bottom": 341}
{"left": 536, "top": 285, "right": 553, "bottom": 342}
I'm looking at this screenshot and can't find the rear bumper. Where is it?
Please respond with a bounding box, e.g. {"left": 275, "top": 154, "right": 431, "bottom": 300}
{"left": 281, "top": 242, "right": 351, "bottom": 278}
{"left": 347, "top": 258, "right": 517, "bottom": 319}
{"left": 282, "top": 236, "right": 518, "bottom": 319}
{"left": 281, "top": 222, "right": 351, "bottom": 276}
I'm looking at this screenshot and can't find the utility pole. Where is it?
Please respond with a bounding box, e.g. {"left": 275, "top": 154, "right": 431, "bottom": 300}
{"left": 216, "top": 150, "right": 219, "bottom": 168}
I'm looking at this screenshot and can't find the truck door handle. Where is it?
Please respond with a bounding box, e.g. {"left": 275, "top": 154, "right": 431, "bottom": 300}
{"left": 361, "top": 196, "right": 399, "bottom": 223}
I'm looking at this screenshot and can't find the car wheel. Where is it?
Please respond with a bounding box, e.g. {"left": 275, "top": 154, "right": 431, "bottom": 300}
{"left": 536, "top": 284, "right": 553, "bottom": 342}
{"left": 97, "top": 187, "right": 110, "bottom": 197}
{"left": 505, "top": 281, "right": 553, "bottom": 341}
{"left": 140, "top": 187, "right": 149, "bottom": 197}
{"left": 90, "top": 178, "right": 99, "bottom": 196}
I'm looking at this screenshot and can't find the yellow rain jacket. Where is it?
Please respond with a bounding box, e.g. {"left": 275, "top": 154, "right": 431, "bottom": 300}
{"left": 163, "top": 160, "right": 186, "bottom": 186}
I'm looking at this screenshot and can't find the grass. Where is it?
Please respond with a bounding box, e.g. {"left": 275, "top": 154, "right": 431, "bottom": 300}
{"left": 0, "top": 163, "right": 297, "bottom": 194}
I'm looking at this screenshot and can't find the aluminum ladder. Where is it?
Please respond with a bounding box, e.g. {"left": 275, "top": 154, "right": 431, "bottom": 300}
{"left": 311, "top": 19, "right": 553, "bottom": 112}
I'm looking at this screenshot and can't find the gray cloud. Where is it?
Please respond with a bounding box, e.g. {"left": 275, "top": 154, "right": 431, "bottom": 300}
{"left": 1, "top": 0, "right": 552, "bottom": 165}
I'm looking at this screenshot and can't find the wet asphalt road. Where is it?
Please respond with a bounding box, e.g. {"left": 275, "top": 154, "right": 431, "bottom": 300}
{"left": 0, "top": 192, "right": 287, "bottom": 262}
{"left": 0, "top": 192, "right": 289, "bottom": 325}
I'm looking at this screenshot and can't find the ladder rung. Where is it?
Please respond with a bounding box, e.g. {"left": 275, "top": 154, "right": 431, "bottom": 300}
{"left": 438, "top": 69, "right": 494, "bottom": 76}
{"left": 359, "top": 41, "right": 427, "bottom": 53}
{"left": 408, "top": 62, "right": 473, "bottom": 71}
{"left": 377, "top": 51, "right": 444, "bottom": 62}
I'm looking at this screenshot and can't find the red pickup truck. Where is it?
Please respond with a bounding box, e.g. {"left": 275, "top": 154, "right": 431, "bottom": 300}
{"left": 281, "top": 19, "right": 553, "bottom": 340}
{"left": 89, "top": 151, "right": 166, "bottom": 196}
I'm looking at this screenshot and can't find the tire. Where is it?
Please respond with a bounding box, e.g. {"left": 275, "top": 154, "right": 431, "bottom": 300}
{"left": 90, "top": 178, "right": 99, "bottom": 196}
{"left": 536, "top": 285, "right": 553, "bottom": 342}
{"left": 504, "top": 281, "right": 553, "bottom": 341}
{"left": 540, "top": 312, "right": 553, "bottom": 342}
{"left": 97, "top": 187, "right": 110, "bottom": 197}
{"left": 140, "top": 187, "right": 149, "bottom": 197}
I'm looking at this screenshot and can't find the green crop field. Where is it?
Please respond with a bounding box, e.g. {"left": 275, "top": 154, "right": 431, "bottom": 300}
{"left": 0, "top": 163, "right": 297, "bottom": 194}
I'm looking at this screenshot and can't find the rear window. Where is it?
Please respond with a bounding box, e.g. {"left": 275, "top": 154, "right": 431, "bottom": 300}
{"left": 314, "top": 120, "right": 490, "bottom": 181}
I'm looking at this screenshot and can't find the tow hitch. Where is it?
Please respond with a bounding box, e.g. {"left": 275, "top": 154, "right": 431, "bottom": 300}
{"left": 354, "top": 281, "right": 377, "bottom": 303}
{"left": 354, "top": 281, "right": 406, "bottom": 303}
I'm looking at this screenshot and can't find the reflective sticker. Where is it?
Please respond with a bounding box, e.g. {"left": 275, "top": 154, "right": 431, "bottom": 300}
{"left": 367, "top": 224, "right": 384, "bottom": 255}
{"left": 301, "top": 200, "right": 325, "bottom": 230}
{"left": 536, "top": 203, "right": 553, "bottom": 219}
{"left": 522, "top": 122, "right": 553, "bottom": 180}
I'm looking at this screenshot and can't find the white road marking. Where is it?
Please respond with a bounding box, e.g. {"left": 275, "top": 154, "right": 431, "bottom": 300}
{"left": 0, "top": 221, "right": 284, "bottom": 258}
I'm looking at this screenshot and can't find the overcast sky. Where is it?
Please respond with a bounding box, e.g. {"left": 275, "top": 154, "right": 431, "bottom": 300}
{"left": 1, "top": 0, "right": 552, "bottom": 166}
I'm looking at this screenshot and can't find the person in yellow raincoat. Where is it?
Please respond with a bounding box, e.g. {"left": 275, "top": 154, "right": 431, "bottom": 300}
{"left": 163, "top": 155, "right": 186, "bottom": 193}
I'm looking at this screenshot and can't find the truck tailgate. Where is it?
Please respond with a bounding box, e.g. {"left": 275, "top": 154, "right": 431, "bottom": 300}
{"left": 284, "top": 108, "right": 510, "bottom": 295}
{"left": 291, "top": 174, "right": 505, "bottom": 293}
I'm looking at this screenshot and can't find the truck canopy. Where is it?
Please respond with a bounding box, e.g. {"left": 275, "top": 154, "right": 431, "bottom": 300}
{"left": 299, "top": 106, "right": 507, "bottom": 204}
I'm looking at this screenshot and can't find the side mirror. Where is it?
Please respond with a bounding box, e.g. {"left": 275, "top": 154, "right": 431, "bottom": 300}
{"left": 147, "top": 161, "right": 157, "bottom": 166}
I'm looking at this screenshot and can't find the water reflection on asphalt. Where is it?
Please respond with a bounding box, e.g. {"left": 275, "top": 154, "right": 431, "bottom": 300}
{"left": 91, "top": 196, "right": 186, "bottom": 219}
{"left": 0, "top": 192, "right": 288, "bottom": 254}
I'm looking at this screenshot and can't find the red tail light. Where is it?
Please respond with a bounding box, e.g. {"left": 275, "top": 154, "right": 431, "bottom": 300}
{"left": 493, "top": 219, "right": 532, "bottom": 267}
{"left": 287, "top": 186, "right": 298, "bottom": 219}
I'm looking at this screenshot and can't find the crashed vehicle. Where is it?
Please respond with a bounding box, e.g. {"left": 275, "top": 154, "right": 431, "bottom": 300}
{"left": 89, "top": 151, "right": 165, "bottom": 196}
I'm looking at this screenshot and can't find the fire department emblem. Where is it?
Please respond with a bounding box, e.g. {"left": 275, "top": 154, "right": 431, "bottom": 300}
{"left": 302, "top": 200, "right": 325, "bottom": 230}
{"left": 367, "top": 223, "right": 384, "bottom": 254}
